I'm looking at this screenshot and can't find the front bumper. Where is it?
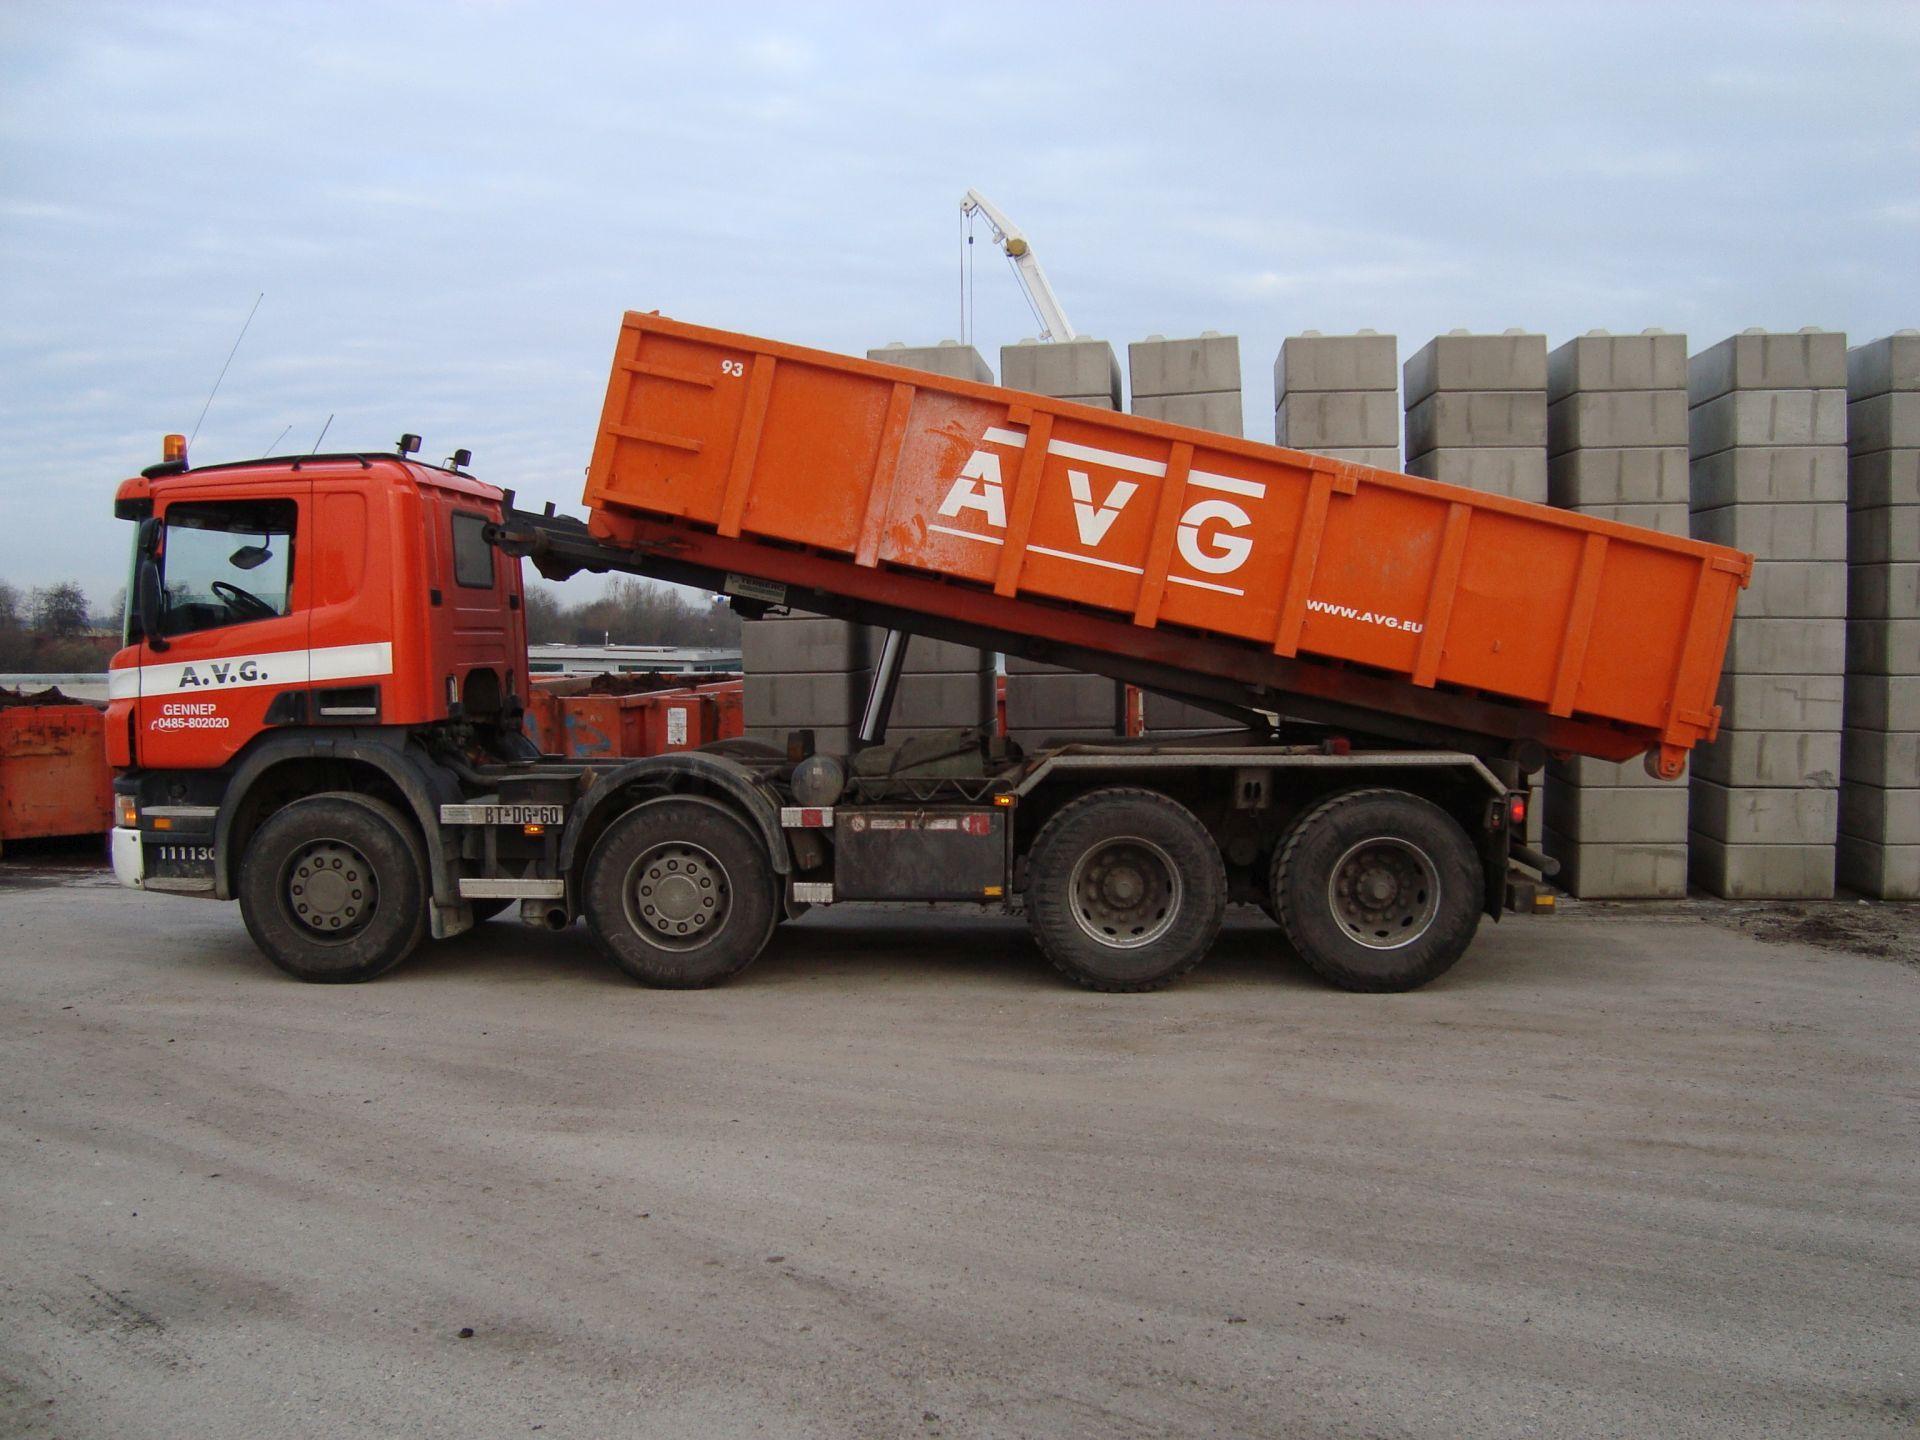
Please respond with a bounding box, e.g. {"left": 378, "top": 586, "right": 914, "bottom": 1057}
{"left": 111, "top": 825, "right": 143, "bottom": 889}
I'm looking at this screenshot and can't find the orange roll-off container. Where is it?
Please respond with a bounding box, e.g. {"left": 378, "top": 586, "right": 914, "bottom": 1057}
{"left": 581, "top": 312, "right": 1750, "bottom": 778}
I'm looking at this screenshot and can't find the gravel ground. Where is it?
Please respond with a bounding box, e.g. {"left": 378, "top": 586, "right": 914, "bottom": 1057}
{"left": 1, "top": 861, "right": 1915, "bottom": 1438}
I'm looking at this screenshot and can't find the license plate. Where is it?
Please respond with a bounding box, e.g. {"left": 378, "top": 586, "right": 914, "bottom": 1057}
{"left": 443, "top": 803, "right": 565, "bottom": 826}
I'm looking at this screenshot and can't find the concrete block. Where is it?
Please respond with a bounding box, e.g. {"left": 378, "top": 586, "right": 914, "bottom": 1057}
{"left": 1405, "top": 391, "right": 1548, "bottom": 453}
{"left": 1547, "top": 390, "right": 1688, "bottom": 454}
{"left": 1690, "top": 503, "right": 1845, "bottom": 560}
{"left": 1847, "top": 448, "right": 1920, "bottom": 510}
{"left": 1687, "top": 330, "right": 1848, "bottom": 406}
{"left": 901, "top": 634, "right": 993, "bottom": 675}
{"left": 1848, "top": 506, "right": 1920, "bottom": 565}
{"left": 1717, "top": 672, "right": 1845, "bottom": 730}
{"left": 1004, "top": 653, "right": 1075, "bottom": 675}
{"left": 746, "top": 724, "right": 854, "bottom": 755}
{"left": 1838, "top": 780, "right": 1920, "bottom": 844}
{"left": 1549, "top": 447, "right": 1690, "bottom": 506}
{"left": 1847, "top": 618, "right": 1920, "bottom": 676}
{"left": 1290, "top": 445, "right": 1402, "bottom": 470}
{"left": 1848, "top": 392, "right": 1920, "bottom": 454}
{"left": 1143, "top": 691, "right": 1240, "bottom": 733}
{"left": 1841, "top": 727, "right": 1920, "bottom": 789}
{"left": 742, "top": 616, "right": 875, "bottom": 672}
{"left": 1688, "top": 834, "right": 1834, "bottom": 899}
{"left": 866, "top": 340, "right": 992, "bottom": 384}
{"left": 1547, "top": 332, "right": 1688, "bottom": 399}
{"left": 1844, "top": 674, "right": 1920, "bottom": 731}
{"left": 745, "top": 670, "right": 872, "bottom": 727}
{"left": 1691, "top": 446, "right": 1848, "bottom": 507}
{"left": 1548, "top": 754, "right": 1685, "bottom": 789}
{"left": 1688, "top": 389, "right": 1847, "bottom": 457}
{"left": 1405, "top": 449, "right": 1548, "bottom": 501}
{"left": 1560, "top": 502, "right": 1689, "bottom": 534}
{"left": 1403, "top": 332, "right": 1548, "bottom": 404}
{"left": 1722, "top": 617, "right": 1845, "bottom": 675}
{"left": 1128, "top": 333, "right": 1240, "bottom": 398}
{"left": 1000, "top": 338, "right": 1122, "bottom": 408}
{"left": 1690, "top": 728, "right": 1841, "bottom": 788}
{"left": 1541, "top": 830, "right": 1688, "bottom": 898}
{"left": 1690, "top": 780, "right": 1838, "bottom": 845}
{"left": 1543, "top": 785, "right": 1689, "bottom": 843}
{"left": 1132, "top": 390, "right": 1242, "bottom": 436}
{"left": 1846, "top": 332, "right": 1920, "bottom": 401}
{"left": 1739, "top": 560, "right": 1847, "bottom": 618}
{"left": 1835, "top": 832, "right": 1920, "bottom": 899}
{"left": 1003, "top": 671, "right": 1122, "bottom": 733}
{"left": 1849, "top": 563, "right": 1920, "bottom": 619}
{"left": 891, "top": 671, "right": 994, "bottom": 727}
{"left": 1274, "top": 332, "right": 1398, "bottom": 396}
{"left": 1275, "top": 390, "right": 1400, "bottom": 449}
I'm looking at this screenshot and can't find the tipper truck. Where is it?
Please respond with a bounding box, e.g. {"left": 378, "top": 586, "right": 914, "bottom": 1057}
{"left": 105, "top": 312, "right": 1750, "bottom": 993}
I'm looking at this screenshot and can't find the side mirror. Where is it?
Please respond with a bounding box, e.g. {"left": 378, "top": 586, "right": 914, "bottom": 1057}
{"left": 228, "top": 543, "right": 272, "bottom": 571}
{"left": 136, "top": 557, "right": 169, "bottom": 652}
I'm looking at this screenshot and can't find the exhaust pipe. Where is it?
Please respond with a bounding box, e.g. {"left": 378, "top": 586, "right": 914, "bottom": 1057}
{"left": 520, "top": 900, "right": 573, "bottom": 929}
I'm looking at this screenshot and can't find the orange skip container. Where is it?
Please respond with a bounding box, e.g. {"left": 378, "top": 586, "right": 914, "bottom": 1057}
{"left": 581, "top": 312, "right": 1750, "bottom": 776}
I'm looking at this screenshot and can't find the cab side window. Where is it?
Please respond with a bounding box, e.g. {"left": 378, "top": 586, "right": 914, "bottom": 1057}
{"left": 159, "top": 499, "right": 297, "bottom": 637}
{"left": 451, "top": 511, "right": 494, "bottom": 589}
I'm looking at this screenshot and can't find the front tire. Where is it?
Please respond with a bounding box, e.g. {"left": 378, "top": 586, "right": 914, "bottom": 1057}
{"left": 238, "top": 793, "right": 429, "bottom": 983}
{"left": 581, "top": 797, "right": 778, "bottom": 988}
{"left": 1270, "top": 788, "right": 1481, "bottom": 992}
{"left": 1024, "top": 787, "right": 1226, "bottom": 992}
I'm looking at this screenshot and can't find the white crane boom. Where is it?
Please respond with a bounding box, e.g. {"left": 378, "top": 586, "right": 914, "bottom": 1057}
{"left": 959, "top": 189, "right": 1076, "bottom": 343}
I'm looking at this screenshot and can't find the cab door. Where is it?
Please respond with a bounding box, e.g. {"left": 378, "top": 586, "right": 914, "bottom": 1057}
{"left": 135, "top": 481, "right": 313, "bottom": 771}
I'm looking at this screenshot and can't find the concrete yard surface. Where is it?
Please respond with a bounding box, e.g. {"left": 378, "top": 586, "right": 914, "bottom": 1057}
{"left": 1, "top": 864, "right": 1916, "bottom": 1438}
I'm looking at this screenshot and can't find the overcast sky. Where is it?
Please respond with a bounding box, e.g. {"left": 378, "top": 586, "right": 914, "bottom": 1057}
{"left": 2, "top": 0, "right": 1915, "bottom": 605}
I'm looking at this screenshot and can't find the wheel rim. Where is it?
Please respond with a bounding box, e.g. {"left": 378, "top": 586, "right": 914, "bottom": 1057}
{"left": 284, "top": 839, "right": 377, "bottom": 941}
{"left": 1068, "top": 835, "right": 1181, "bottom": 950}
{"left": 1327, "top": 836, "right": 1440, "bottom": 950}
{"left": 622, "top": 840, "right": 731, "bottom": 951}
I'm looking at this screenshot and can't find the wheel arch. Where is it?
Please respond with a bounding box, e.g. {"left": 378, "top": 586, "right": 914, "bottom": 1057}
{"left": 214, "top": 734, "right": 463, "bottom": 914}
{"left": 558, "top": 751, "right": 791, "bottom": 895}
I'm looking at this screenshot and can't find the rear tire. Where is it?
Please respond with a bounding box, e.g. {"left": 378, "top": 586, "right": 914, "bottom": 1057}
{"left": 238, "top": 793, "right": 429, "bottom": 983}
{"left": 1024, "top": 787, "right": 1226, "bottom": 992}
{"left": 581, "top": 797, "right": 778, "bottom": 988}
{"left": 1270, "top": 788, "right": 1481, "bottom": 993}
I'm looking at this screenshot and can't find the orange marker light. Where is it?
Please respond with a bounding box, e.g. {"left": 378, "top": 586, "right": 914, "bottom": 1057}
{"left": 523, "top": 823, "right": 546, "bottom": 837}
{"left": 163, "top": 434, "right": 187, "bottom": 463}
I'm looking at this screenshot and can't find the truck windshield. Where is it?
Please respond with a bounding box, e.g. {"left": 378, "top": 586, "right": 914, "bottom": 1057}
{"left": 158, "top": 499, "right": 297, "bottom": 637}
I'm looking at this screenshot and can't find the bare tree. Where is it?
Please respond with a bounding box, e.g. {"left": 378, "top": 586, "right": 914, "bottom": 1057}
{"left": 30, "top": 582, "right": 91, "bottom": 638}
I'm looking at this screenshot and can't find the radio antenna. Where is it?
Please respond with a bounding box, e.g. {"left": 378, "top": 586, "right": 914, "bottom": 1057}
{"left": 189, "top": 291, "right": 264, "bottom": 446}
{"left": 310, "top": 413, "right": 334, "bottom": 453}
{"left": 266, "top": 424, "right": 293, "bottom": 454}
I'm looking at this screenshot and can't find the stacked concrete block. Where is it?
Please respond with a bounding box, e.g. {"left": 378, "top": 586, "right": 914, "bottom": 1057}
{"left": 1004, "top": 655, "right": 1124, "bottom": 750}
{"left": 1001, "top": 337, "right": 1123, "bottom": 410}
{"left": 1128, "top": 332, "right": 1242, "bottom": 436}
{"left": 1839, "top": 332, "right": 1920, "bottom": 897}
{"left": 1688, "top": 329, "right": 1849, "bottom": 898}
{"left": 1403, "top": 330, "right": 1549, "bottom": 501}
{"left": 891, "top": 633, "right": 995, "bottom": 741}
{"left": 742, "top": 612, "right": 876, "bottom": 755}
{"left": 1404, "top": 330, "right": 1549, "bottom": 845}
{"left": 1273, "top": 330, "right": 1400, "bottom": 469}
{"left": 1542, "top": 331, "right": 1692, "bottom": 896}
{"left": 865, "top": 339, "right": 993, "bottom": 383}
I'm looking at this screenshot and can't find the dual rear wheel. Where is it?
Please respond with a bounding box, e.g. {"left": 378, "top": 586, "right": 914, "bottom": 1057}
{"left": 1023, "top": 784, "right": 1482, "bottom": 993}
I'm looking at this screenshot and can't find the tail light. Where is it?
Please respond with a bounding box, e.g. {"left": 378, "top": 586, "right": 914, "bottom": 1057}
{"left": 1508, "top": 793, "right": 1528, "bottom": 827}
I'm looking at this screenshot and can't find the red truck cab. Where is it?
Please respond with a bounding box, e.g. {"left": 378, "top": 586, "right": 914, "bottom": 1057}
{"left": 109, "top": 443, "right": 527, "bottom": 899}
